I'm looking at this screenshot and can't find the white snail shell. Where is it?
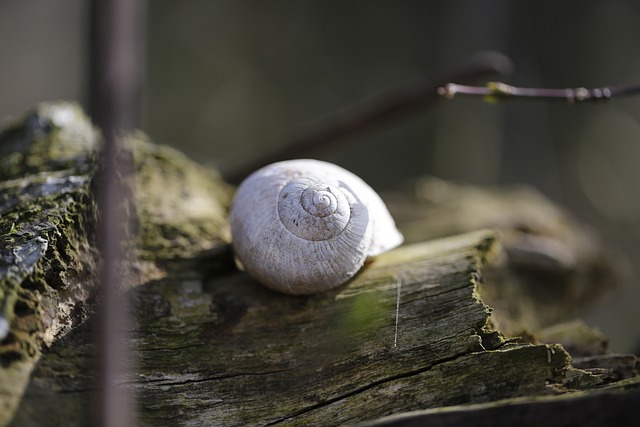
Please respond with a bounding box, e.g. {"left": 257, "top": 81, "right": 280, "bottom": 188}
{"left": 229, "top": 159, "right": 403, "bottom": 295}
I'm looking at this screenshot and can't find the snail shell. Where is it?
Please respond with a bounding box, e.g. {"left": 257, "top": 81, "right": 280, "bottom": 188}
{"left": 229, "top": 159, "right": 403, "bottom": 295}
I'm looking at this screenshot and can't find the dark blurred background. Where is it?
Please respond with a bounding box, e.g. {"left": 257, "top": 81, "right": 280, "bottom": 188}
{"left": 1, "top": 1, "right": 639, "bottom": 352}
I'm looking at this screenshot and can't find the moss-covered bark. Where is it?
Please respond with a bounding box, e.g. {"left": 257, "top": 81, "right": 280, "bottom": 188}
{"left": 11, "top": 232, "right": 573, "bottom": 426}
{"left": 127, "top": 131, "right": 232, "bottom": 263}
{"left": 0, "top": 102, "right": 232, "bottom": 425}
{"left": 0, "top": 102, "right": 98, "bottom": 424}
{"left": 9, "top": 231, "right": 639, "bottom": 426}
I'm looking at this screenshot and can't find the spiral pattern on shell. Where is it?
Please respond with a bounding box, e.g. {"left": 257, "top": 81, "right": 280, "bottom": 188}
{"left": 278, "top": 180, "right": 351, "bottom": 241}
{"left": 230, "top": 159, "right": 403, "bottom": 295}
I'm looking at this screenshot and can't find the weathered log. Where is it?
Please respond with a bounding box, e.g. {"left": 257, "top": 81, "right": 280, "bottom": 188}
{"left": 0, "top": 102, "right": 99, "bottom": 423}
{"left": 357, "top": 378, "right": 640, "bottom": 427}
{"left": 9, "top": 230, "right": 639, "bottom": 426}
{"left": 0, "top": 102, "right": 231, "bottom": 425}
{"left": 9, "top": 231, "right": 569, "bottom": 425}
{"left": 1, "top": 102, "right": 638, "bottom": 426}
{"left": 384, "top": 177, "right": 619, "bottom": 334}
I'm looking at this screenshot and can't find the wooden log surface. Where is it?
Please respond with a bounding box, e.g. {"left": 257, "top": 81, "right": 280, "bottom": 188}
{"left": 358, "top": 378, "right": 640, "bottom": 427}
{"left": 1, "top": 102, "right": 638, "bottom": 426}
{"left": 0, "top": 102, "right": 99, "bottom": 423}
{"left": 384, "top": 177, "right": 620, "bottom": 335}
{"left": 10, "top": 231, "right": 582, "bottom": 426}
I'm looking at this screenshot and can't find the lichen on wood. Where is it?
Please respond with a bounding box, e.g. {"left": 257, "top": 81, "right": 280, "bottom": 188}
{"left": 0, "top": 101, "right": 233, "bottom": 425}
{"left": 0, "top": 102, "right": 97, "bottom": 181}
{"left": 0, "top": 102, "right": 99, "bottom": 424}
{"left": 126, "top": 131, "right": 233, "bottom": 263}
{"left": 7, "top": 232, "right": 605, "bottom": 426}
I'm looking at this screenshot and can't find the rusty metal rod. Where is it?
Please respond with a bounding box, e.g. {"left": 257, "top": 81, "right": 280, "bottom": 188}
{"left": 90, "top": 0, "right": 146, "bottom": 425}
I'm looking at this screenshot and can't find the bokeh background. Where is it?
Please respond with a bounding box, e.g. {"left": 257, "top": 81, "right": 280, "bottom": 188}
{"left": 1, "top": 1, "right": 640, "bottom": 353}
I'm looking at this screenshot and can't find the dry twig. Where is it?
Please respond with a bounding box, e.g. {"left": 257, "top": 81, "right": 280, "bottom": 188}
{"left": 438, "top": 81, "right": 640, "bottom": 103}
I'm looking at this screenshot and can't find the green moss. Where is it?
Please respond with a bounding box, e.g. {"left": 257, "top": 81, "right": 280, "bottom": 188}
{"left": 1, "top": 101, "right": 235, "bottom": 370}
{"left": 126, "top": 132, "right": 232, "bottom": 262}
{"left": 0, "top": 182, "right": 95, "bottom": 356}
{"left": 0, "top": 101, "right": 98, "bottom": 181}
{"left": 0, "top": 102, "right": 98, "bottom": 365}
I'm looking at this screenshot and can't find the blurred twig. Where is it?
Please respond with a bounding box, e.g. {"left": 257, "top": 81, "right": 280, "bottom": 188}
{"left": 222, "top": 52, "right": 513, "bottom": 184}
{"left": 438, "top": 81, "right": 640, "bottom": 103}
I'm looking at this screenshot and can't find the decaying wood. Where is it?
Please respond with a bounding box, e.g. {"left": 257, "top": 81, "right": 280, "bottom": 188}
{"left": 1, "top": 102, "right": 638, "bottom": 426}
{"left": 8, "top": 231, "right": 574, "bottom": 426}
{"left": 0, "top": 102, "right": 231, "bottom": 425}
{"left": 358, "top": 378, "right": 640, "bottom": 427}
{"left": 384, "top": 177, "right": 619, "bottom": 335}
{"left": 0, "top": 102, "right": 99, "bottom": 424}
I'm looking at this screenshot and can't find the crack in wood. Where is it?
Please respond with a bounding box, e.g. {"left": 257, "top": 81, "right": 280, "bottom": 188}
{"left": 264, "top": 348, "right": 488, "bottom": 425}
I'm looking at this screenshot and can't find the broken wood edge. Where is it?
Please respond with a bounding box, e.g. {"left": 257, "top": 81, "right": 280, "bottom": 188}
{"left": 354, "top": 377, "right": 640, "bottom": 427}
